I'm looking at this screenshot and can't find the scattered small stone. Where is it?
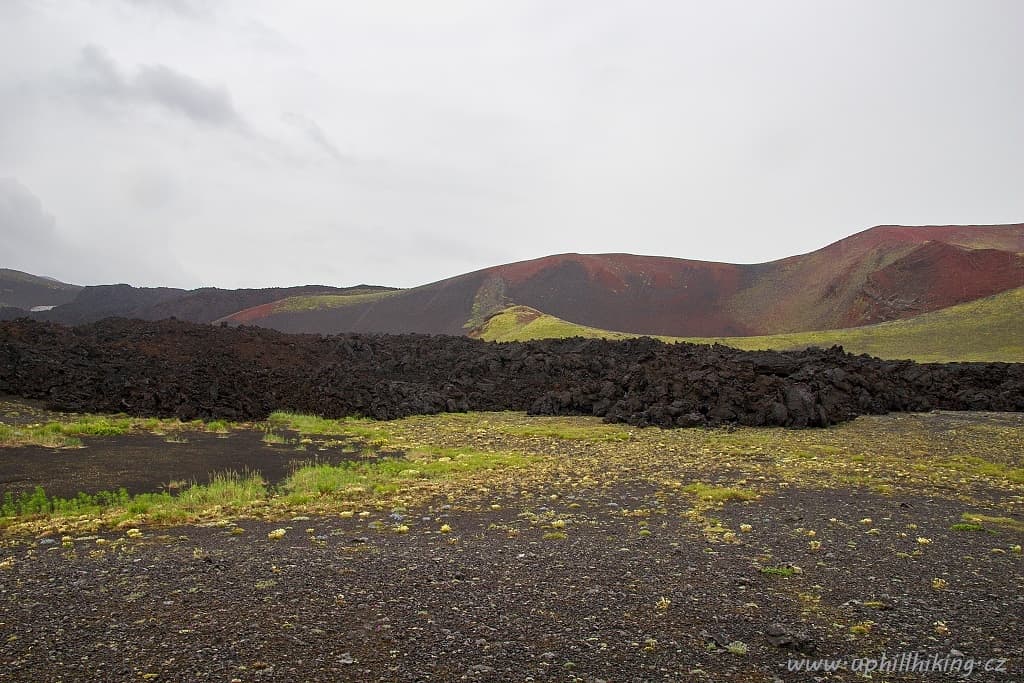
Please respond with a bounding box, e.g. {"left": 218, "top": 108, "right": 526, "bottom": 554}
{"left": 764, "top": 623, "right": 815, "bottom": 653}
{"left": 699, "top": 630, "right": 729, "bottom": 648}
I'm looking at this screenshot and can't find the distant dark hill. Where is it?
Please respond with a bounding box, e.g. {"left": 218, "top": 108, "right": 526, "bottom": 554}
{"left": 221, "top": 223, "right": 1024, "bottom": 337}
{"left": 37, "top": 284, "right": 397, "bottom": 325}
{"left": 0, "top": 306, "right": 28, "bottom": 321}
{"left": 0, "top": 269, "right": 81, "bottom": 312}
{"left": 219, "top": 273, "right": 495, "bottom": 335}
{"left": 35, "top": 284, "right": 189, "bottom": 325}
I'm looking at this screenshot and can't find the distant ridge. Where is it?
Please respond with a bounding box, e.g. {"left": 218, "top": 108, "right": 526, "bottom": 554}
{"left": 33, "top": 284, "right": 397, "bottom": 325}
{"left": 7, "top": 223, "right": 1023, "bottom": 346}
{"left": 216, "top": 223, "right": 1024, "bottom": 338}
{"left": 0, "top": 269, "right": 81, "bottom": 311}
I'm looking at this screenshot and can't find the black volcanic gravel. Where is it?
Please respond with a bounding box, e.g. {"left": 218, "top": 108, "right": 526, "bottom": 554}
{"left": 0, "top": 318, "right": 1022, "bottom": 428}
{"left": 2, "top": 485, "right": 1022, "bottom": 682}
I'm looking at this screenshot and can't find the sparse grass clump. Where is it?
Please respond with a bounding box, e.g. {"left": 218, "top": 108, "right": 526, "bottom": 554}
{"left": 960, "top": 513, "right": 1024, "bottom": 534}
{"left": 682, "top": 483, "right": 758, "bottom": 503}
{"left": 268, "top": 412, "right": 391, "bottom": 448}
{"left": 759, "top": 565, "right": 799, "bottom": 577}
{"left": 941, "top": 456, "right": 1024, "bottom": 484}
{"left": 0, "top": 422, "right": 83, "bottom": 448}
{"left": 500, "top": 423, "right": 632, "bottom": 442}
{"left": 171, "top": 471, "right": 267, "bottom": 513}
{"left": 0, "top": 416, "right": 137, "bottom": 445}
{"left": 0, "top": 414, "right": 228, "bottom": 449}
{"left": 283, "top": 450, "right": 535, "bottom": 500}
{"left": 1, "top": 471, "right": 267, "bottom": 527}
{"left": 204, "top": 420, "right": 230, "bottom": 434}
{"left": 1, "top": 486, "right": 132, "bottom": 517}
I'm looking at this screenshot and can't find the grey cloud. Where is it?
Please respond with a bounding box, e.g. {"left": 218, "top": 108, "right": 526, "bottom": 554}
{"left": 240, "top": 20, "right": 299, "bottom": 55}
{"left": 135, "top": 64, "right": 242, "bottom": 126}
{"left": 0, "top": 177, "right": 190, "bottom": 286}
{"left": 0, "top": 178, "right": 72, "bottom": 277}
{"left": 78, "top": 45, "right": 125, "bottom": 95}
{"left": 282, "top": 112, "right": 346, "bottom": 162}
{"left": 0, "top": 177, "right": 57, "bottom": 245}
{"left": 77, "top": 45, "right": 243, "bottom": 128}
{"left": 121, "top": 0, "right": 212, "bottom": 20}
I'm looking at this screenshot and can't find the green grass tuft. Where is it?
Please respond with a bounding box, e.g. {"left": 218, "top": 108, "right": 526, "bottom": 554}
{"left": 759, "top": 565, "right": 798, "bottom": 577}
{"left": 682, "top": 483, "right": 758, "bottom": 503}
{"left": 500, "top": 423, "right": 633, "bottom": 442}
{"left": 283, "top": 449, "right": 535, "bottom": 499}
{"left": 0, "top": 471, "right": 268, "bottom": 526}
{"left": 268, "top": 412, "right": 392, "bottom": 447}
{"left": 168, "top": 471, "right": 267, "bottom": 514}
{"left": 960, "top": 513, "right": 1024, "bottom": 534}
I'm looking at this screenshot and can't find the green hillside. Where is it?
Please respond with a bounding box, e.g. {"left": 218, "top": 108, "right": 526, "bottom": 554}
{"left": 269, "top": 289, "right": 400, "bottom": 313}
{"left": 475, "top": 287, "right": 1024, "bottom": 363}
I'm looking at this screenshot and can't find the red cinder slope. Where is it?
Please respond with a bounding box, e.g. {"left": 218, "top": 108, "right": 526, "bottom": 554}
{"left": 844, "top": 242, "right": 1024, "bottom": 326}
{"left": 485, "top": 254, "right": 751, "bottom": 336}
{"left": 222, "top": 223, "right": 1024, "bottom": 337}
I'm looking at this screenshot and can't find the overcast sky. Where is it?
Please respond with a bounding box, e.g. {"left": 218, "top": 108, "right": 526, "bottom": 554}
{"left": 1, "top": 1, "right": 1022, "bottom": 289}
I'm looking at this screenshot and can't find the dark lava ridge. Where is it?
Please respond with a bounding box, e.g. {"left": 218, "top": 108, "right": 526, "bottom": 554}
{"left": 1, "top": 318, "right": 1022, "bottom": 429}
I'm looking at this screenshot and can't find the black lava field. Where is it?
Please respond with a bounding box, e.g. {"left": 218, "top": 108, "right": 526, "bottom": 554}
{"left": 1, "top": 318, "right": 1022, "bottom": 429}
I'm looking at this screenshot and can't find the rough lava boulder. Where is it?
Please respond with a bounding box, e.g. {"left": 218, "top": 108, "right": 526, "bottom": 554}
{"left": 1, "top": 318, "right": 1022, "bottom": 429}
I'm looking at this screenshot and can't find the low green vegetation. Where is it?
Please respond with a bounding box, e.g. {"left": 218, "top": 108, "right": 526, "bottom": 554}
{"left": 960, "top": 513, "right": 1024, "bottom": 534}
{"left": 0, "top": 471, "right": 265, "bottom": 524}
{"left": 0, "top": 448, "right": 534, "bottom": 526}
{"left": 0, "top": 411, "right": 539, "bottom": 530}
{"left": 681, "top": 483, "right": 758, "bottom": 503}
{"left": 694, "top": 286, "right": 1024, "bottom": 363}
{"left": 476, "top": 305, "right": 637, "bottom": 343}
{"left": 0, "top": 423, "right": 83, "bottom": 448}
{"left": 270, "top": 289, "right": 399, "bottom": 314}
{"left": 0, "top": 415, "right": 232, "bottom": 448}
{"left": 261, "top": 431, "right": 288, "bottom": 445}
{"left": 168, "top": 471, "right": 267, "bottom": 515}
{"left": 2, "top": 487, "right": 136, "bottom": 517}
{"left": 2, "top": 409, "right": 1022, "bottom": 536}
{"left": 268, "top": 412, "right": 393, "bottom": 448}
{"left": 205, "top": 420, "right": 230, "bottom": 434}
{"left": 759, "top": 565, "right": 799, "bottom": 577}
{"left": 464, "top": 277, "right": 510, "bottom": 331}
{"left": 475, "top": 287, "right": 1024, "bottom": 362}
{"left": 283, "top": 449, "right": 535, "bottom": 504}
{"left": 499, "top": 423, "right": 633, "bottom": 442}
{"left": 0, "top": 415, "right": 140, "bottom": 447}
{"left": 938, "top": 455, "right": 1024, "bottom": 484}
